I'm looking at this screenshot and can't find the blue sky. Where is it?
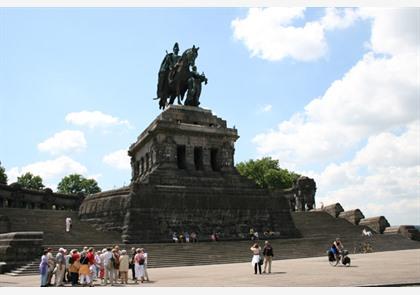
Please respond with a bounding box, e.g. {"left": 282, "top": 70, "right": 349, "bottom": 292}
{"left": 0, "top": 7, "right": 419, "bottom": 226}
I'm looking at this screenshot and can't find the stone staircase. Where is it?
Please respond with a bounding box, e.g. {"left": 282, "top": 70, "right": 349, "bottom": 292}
{"left": 3, "top": 210, "right": 419, "bottom": 276}
{"left": 0, "top": 208, "right": 122, "bottom": 245}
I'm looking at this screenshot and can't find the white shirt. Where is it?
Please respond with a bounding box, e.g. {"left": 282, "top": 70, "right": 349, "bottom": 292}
{"left": 102, "top": 251, "right": 113, "bottom": 267}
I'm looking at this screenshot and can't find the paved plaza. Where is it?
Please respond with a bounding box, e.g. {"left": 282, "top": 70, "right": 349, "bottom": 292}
{"left": 1, "top": 249, "right": 419, "bottom": 288}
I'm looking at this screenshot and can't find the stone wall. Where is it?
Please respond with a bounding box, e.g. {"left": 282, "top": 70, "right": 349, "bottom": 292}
{"left": 78, "top": 187, "right": 131, "bottom": 234}
{"left": 338, "top": 209, "right": 365, "bottom": 225}
{"left": 0, "top": 183, "right": 82, "bottom": 211}
{"left": 0, "top": 231, "right": 43, "bottom": 274}
{"left": 359, "top": 216, "right": 390, "bottom": 234}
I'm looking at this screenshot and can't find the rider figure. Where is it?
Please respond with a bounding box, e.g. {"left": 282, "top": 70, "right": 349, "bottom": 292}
{"left": 331, "top": 238, "right": 344, "bottom": 261}
{"left": 157, "top": 42, "right": 181, "bottom": 101}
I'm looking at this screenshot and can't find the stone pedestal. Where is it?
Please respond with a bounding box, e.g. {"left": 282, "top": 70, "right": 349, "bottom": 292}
{"left": 79, "top": 106, "right": 298, "bottom": 243}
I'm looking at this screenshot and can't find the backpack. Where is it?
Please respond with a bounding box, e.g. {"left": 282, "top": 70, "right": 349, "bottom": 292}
{"left": 68, "top": 256, "right": 74, "bottom": 264}
{"left": 258, "top": 255, "right": 264, "bottom": 265}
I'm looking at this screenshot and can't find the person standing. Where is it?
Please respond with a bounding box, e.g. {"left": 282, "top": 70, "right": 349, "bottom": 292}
{"left": 65, "top": 217, "right": 72, "bottom": 232}
{"left": 98, "top": 249, "right": 106, "bottom": 285}
{"left": 39, "top": 249, "right": 49, "bottom": 287}
{"left": 130, "top": 247, "right": 136, "bottom": 282}
{"left": 78, "top": 249, "right": 91, "bottom": 286}
{"left": 46, "top": 248, "right": 55, "bottom": 286}
{"left": 262, "top": 241, "right": 274, "bottom": 274}
{"left": 142, "top": 248, "right": 150, "bottom": 282}
{"left": 250, "top": 243, "right": 262, "bottom": 275}
{"left": 103, "top": 247, "right": 115, "bottom": 286}
{"left": 134, "top": 248, "right": 145, "bottom": 283}
{"left": 86, "top": 247, "right": 96, "bottom": 286}
{"left": 68, "top": 249, "right": 80, "bottom": 286}
{"left": 54, "top": 248, "right": 66, "bottom": 286}
{"left": 118, "top": 250, "right": 129, "bottom": 284}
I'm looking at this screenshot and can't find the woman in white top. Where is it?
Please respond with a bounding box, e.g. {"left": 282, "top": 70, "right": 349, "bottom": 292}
{"left": 250, "top": 243, "right": 262, "bottom": 274}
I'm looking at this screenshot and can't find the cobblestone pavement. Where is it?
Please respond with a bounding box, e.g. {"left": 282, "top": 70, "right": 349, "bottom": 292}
{"left": 1, "top": 249, "right": 419, "bottom": 288}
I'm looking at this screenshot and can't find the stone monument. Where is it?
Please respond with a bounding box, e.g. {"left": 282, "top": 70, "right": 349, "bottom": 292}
{"left": 78, "top": 44, "right": 299, "bottom": 243}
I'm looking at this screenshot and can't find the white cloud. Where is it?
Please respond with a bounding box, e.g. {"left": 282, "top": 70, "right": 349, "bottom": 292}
{"left": 253, "top": 9, "right": 419, "bottom": 166}
{"left": 321, "top": 7, "right": 360, "bottom": 30}
{"left": 38, "top": 130, "right": 87, "bottom": 155}
{"left": 65, "top": 110, "right": 132, "bottom": 129}
{"left": 359, "top": 8, "right": 420, "bottom": 56}
{"left": 232, "top": 7, "right": 362, "bottom": 62}
{"left": 307, "top": 121, "right": 420, "bottom": 226}
{"left": 6, "top": 156, "right": 88, "bottom": 190}
{"left": 259, "top": 104, "right": 272, "bottom": 113}
{"left": 251, "top": 8, "right": 420, "bottom": 225}
{"left": 102, "top": 149, "right": 130, "bottom": 170}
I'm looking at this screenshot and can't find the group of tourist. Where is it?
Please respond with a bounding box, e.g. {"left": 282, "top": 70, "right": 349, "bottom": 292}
{"left": 250, "top": 240, "right": 274, "bottom": 275}
{"left": 172, "top": 231, "right": 198, "bottom": 243}
{"left": 39, "top": 245, "right": 150, "bottom": 287}
{"left": 249, "top": 228, "right": 274, "bottom": 241}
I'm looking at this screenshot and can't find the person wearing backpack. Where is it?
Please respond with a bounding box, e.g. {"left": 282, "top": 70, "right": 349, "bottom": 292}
{"left": 79, "top": 250, "right": 91, "bottom": 286}
{"left": 68, "top": 249, "right": 80, "bottom": 286}
{"left": 103, "top": 247, "right": 116, "bottom": 286}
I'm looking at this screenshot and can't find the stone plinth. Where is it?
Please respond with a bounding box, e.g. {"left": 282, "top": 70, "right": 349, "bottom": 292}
{"left": 79, "top": 106, "right": 298, "bottom": 243}
{"left": 338, "top": 209, "right": 365, "bottom": 225}
{"left": 319, "top": 203, "right": 344, "bottom": 218}
{"left": 394, "top": 225, "right": 420, "bottom": 241}
{"left": 359, "top": 216, "right": 390, "bottom": 234}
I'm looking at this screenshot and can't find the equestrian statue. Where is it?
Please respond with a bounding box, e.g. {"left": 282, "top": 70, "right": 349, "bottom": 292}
{"left": 154, "top": 42, "right": 208, "bottom": 110}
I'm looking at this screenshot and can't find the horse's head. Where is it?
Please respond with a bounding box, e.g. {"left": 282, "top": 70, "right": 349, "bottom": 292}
{"left": 181, "top": 45, "right": 199, "bottom": 67}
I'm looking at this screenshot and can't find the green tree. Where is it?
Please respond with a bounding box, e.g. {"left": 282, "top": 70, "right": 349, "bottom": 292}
{"left": 0, "top": 161, "right": 7, "bottom": 184}
{"left": 236, "top": 157, "right": 300, "bottom": 190}
{"left": 57, "top": 174, "right": 101, "bottom": 195}
{"left": 17, "top": 172, "right": 45, "bottom": 190}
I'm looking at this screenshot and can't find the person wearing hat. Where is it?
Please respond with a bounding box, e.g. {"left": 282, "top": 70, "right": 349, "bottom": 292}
{"left": 54, "top": 248, "right": 67, "bottom": 286}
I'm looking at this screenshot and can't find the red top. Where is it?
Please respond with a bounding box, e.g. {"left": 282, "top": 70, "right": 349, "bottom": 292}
{"left": 87, "top": 251, "right": 95, "bottom": 264}
{"left": 72, "top": 253, "right": 80, "bottom": 261}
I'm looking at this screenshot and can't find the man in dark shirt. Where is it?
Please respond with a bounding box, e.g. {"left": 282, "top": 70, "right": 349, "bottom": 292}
{"left": 262, "top": 241, "right": 274, "bottom": 274}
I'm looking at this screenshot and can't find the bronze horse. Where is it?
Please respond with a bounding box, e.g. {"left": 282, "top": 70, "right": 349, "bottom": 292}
{"left": 158, "top": 46, "right": 199, "bottom": 109}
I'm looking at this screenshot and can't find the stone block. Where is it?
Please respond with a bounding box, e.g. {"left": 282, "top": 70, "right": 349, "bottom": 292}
{"left": 338, "top": 209, "right": 365, "bottom": 225}
{"left": 359, "top": 216, "right": 390, "bottom": 234}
